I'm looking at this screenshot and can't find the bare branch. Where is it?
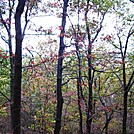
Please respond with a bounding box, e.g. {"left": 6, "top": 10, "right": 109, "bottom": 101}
{"left": 124, "top": 25, "right": 134, "bottom": 57}
{"left": 0, "top": 90, "right": 11, "bottom": 102}
{"left": 130, "top": 0, "right": 134, "bottom": 3}
{"left": 23, "top": 6, "right": 30, "bottom": 37}
{"left": 126, "top": 71, "right": 134, "bottom": 92}
{"left": 117, "top": 33, "right": 124, "bottom": 58}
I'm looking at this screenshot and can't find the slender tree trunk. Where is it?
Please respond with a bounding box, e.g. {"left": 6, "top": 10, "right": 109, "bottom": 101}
{"left": 75, "top": 35, "right": 84, "bottom": 134}
{"left": 105, "top": 113, "right": 108, "bottom": 134}
{"left": 12, "top": 0, "right": 26, "bottom": 133}
{"left": 120, "top": 25, "right": 134, "bottom": 134}
{"left": 86, "top": 48, "right": 93, "bottom": 134}
{"left": 77, "top": 79, "right": 83, "bottom": 134}
{"left": 103, "top": 111, "right": 113, "bottom": 134}
{"left": 54, "top": 0, "right": 69, "bottom": 133}
{"left": 122, "top": 68, "right": 134, "bottom": 134}
{"left": 8, "top": 1, "right": 14, "bottom": 106}
{"left": 85, "top": 20, "right": 93, "bottom": 134}
{"left": 76, "top": 54, "right": 84, "bottom": 134}
{"left": 8, "top": 13, "right": 15, "bottom": 133}
{"left": 122, "top": 62, "right": 128, "bottom": 134}
{"left": 84, "top": 1, "right": 93, "bottom": 133}
{"left": 0, "top": 1, "right": 15, "bottom": 131}
{"left": 123, "top": 90, "right": 128, "bottom": 134}
{"left": 122, "top": 61, "right": 127, "bottom": 134}
{"left": 9, "top": 29, "right": 15, "bottom": 133}
{"left": 129, "top": 91, "right": 133, "bottom": 131}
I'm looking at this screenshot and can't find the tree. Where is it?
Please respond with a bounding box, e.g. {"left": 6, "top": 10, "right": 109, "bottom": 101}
{"left": 117, "top": 24, "right": 134, "bottom": 134}
{"left": 11, "top": 0, "right": 26, "bottom": 133}
{"left": 111, "top": 1, "right": 134, "bottom": 133}
{"left": 84, "top": 0, "right": 113, "bottom": 133}
{"left": 0, "top": 1, "right": 15, "bottom": 131}
{"left": 54, "top": 0, "right": 69, "bottom": 133}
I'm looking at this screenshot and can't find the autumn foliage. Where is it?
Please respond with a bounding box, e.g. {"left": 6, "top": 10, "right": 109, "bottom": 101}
{"left": 0, "top": 0, "right": 134, "bottom": 134}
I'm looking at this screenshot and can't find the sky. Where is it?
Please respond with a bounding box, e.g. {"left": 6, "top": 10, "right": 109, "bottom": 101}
{"left": 0, "top": 0, "right": 134, "bottom": 55}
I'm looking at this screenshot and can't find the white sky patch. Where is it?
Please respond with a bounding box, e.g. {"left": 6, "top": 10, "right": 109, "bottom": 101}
{"left": 0, "top": 0, "right": 134, "bottom": 55}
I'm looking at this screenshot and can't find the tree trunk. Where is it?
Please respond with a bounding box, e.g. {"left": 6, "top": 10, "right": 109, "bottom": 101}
{"left": 8, "top": 8, "right": 15, "bottom": 133}
{"left": 54, "top": 0, "right": 69, "bottom": 133}
{"left": 122, "top": 68, "right": 133, "bottom": 134}
{"left": 85, "top": 20, "right": 93, "bottom": 134}
{"left": 0, "top": 1, "right": 15, "bottom": 131}
{"left": 122, "top": 61, "right": 127, "bottom": 134}
{"left": 105, "top": 112, "right": 108, "bottom": 134}
{"left": 84, "top": 1, "right": 93, "bottom": 133}
{"left": 11, "top": 0, "right": 26, "bottom": 133}
{"left": 77, "top": 77, "right": 83, "bottom": 134}
{"left": 123, "top": 91, "right": 128, "bottom": 134}
{"left": 9, "top": 27, "right": 15, "bottom": 133}
{"left": 86, "top": 48, "right": 92, "bottom": 134}
{"left": 75, "top": 34, "right": 84, "bottom": 134}
{"left": 122, "top": 82, "right": 128, "bottom": 134}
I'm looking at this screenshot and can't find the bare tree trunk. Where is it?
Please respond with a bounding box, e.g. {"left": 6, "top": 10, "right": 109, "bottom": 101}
{"left": 122, "top": 62, "right": 127, "bottom": 134}
{"left": 129, "top": 91, "right": 133, "bottom": 131}
{"left": 86, "top": 46, "right": 93, "bottom": 134}
{"left": 122, "top": 90, "right": 128, "bottom": 134}
{"left": 77, "top": 79, "right": 83, "bottom": 134}
{"left": 76, "top": 52, "right": 84, "bottom": 134}
{"left": 0, "top": 0, "right": 15, "bottom": 132}
{"left": 85, "top": 6, "right": 93, "bottom": 133}
{"left": 12, "top": 0, "right": 26, "bottom": 133}
{"left": 121, "top": 70, "right": 133, "bottom": 134}
{"left": 84, "top": 3, "right": 106, "bottom": 131}
{"left": 8, "top": 1, "right": 15, "bottom": 132}
{"left": 117, "top": 26, "right": 134, "bottom": 134}
{"left": 54, "top": 0, "right": 69, "bottom": 133}
{"left": 102, "top": 110, "right": 113, "bottom": 134}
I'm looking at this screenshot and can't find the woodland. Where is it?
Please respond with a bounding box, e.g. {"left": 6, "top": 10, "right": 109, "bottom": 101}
{"left": 0, "top": 0, "right": 134, "bottom": 134}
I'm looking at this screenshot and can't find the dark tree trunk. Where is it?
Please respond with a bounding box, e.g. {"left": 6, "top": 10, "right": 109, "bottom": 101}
{"left": 117, "top": 26, "right": 134, "bottom": 134}
{"left": 105, "top": 112, "right": 108, "bottom": 134}
{"left": 122, "top": 62, "right": 127, "bottom": 134}
{"left": 122, "top": 90, "right": 128, "bottom": 134}
{"left": 122, "top": 69, "right": 134, "bottom": 134}
{"left": 85, "top": 1, "right": 92, "bottom": 133}
{"left": 54, "top": 0, "right": 69, "bottom": 133}
{"left": 0, "top": 0, "right": 15, "bottom": 132}
{"left": 77, "top": 79, "right": 83, "bottom": 134}
{"left": 86, "top": 47, "right": 93, "bottom": 134}
{"left": 122, "top": 66, "right": 134, "bottom": 134}
{"left": 85, "top": 15, "right": 93, "bottom": 134}
{"left": 76, "top": 51, "right": 84, "bottom": 134}
{"left": 8, "top": 2, "right": 15, "bottom": 131}
{"left": 11, "top": 0, "right": 26, "bottom": 133}
{"left": 85, "top": 2, "right": 105, "bottom": 132}
{"left": 129, "top": 91, "right": 133, "bottom": 131}
{"left": 102, "top": 110, "right": 113, "bottom": 134}
{"left": 9, "top": 25, "right": 15, "bottom": 133}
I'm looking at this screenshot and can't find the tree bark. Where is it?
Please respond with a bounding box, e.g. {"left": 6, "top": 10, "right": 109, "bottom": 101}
{"left": 122, "top": 62, "right": 127, "bottom": 134}
{"left": 54, "top": 0, "right": 69, "bottom": 133}
{"left": 0, "top": 1, "right": 14, "bottom": 131}
{"left": 117, "top": 25, "right": 134, "bottom": 134}
{"left": 8, "top": 1, "right": 15, "bottom": 132}
{"left": 76, "top": 48, "right": 84, "bottom": 134}
{"left": 122, "top": 90, "right": 128, "bottom": 134}
{"left": 85, "top": 10, "right": 93, "bottom": 134}
{"left": 122, "top": 71, "right": 134, "bottom": 134}
{"left": 11, "top": 0, "right": 26, "bottom": 133}
{"left": 121, "top": 31, "right": 134, "bottom": 133}
{"left": 77, "top": 79, "right": 83, "bottom": 134}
